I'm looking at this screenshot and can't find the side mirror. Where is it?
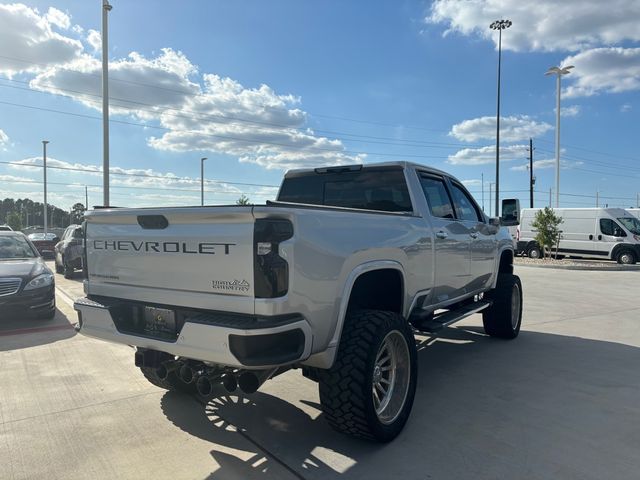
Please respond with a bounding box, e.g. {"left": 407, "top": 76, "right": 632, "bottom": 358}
{"left": 613, "top": 228, "right": 625, "bottom": 237}
{"left": 489, "top": 217, "right": 501, "bottom": 227}
{"left": 501, "top": 199, "right": 520, "bottom": 226}
{"left": 72, "top": 227, "right": 84, "bottom": 239}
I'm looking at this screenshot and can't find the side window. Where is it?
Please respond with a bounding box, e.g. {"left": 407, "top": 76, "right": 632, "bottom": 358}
{"left": 449, "top": 182, "right": 482, "bottom": 222}
{"left": 419, "top": 176, "right": 455, "bottom": 219}
{"left": 600, "top": 219, "right": 626, "bottom": 237}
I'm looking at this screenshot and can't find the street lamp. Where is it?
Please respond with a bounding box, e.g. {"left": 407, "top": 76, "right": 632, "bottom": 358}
{"left": 490, "top": 19, "right": 512, "bottom": 217}
{"left": 489, "top": 182, "right": 496, "bottom": 217}
{"left": 102, "top": 0, "right": 112, "bottom": 207}
{"left": 200, "top": 157, "right": 207, "bottom": 206}
{"left": 545, "top": 65, "right": 574, "bottom": 208}
{"left": 42, "top": 140, "right": 49, "bottom": 235}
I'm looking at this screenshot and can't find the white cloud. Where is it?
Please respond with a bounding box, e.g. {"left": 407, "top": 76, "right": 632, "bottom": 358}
{"left": 510, "top": 158, "right": 583, "bottom": 171}
{"left": 0, "top": 3, "right": 82, "bottom": 75}
{"left": 447, "top": 144, "right": 528, "bottom": 165}
{"left": 428, "top": 0, "right": 640, "bottom": 52}
{"left": 562, "top": 48, "right": 640, "bottom": 97}
{"left": 559, "top": 105, "right": 581, "bottom": 117}
{"left": 0, "top": 128, "right": 8, "bottom": 146}
{"left": 450, "top": 116, "right": 552, "bottom": 143}
{"left": 621, "top": 104, "right": 632, "bottom": 112}
{"left": 44, "top": 7, "right": 70, "bottom": 30}
{"left": 461, "top": 179, "right": 482, "bottom": 187}
{"left": 86, "top": 29, "right": 101, "bottom": 52}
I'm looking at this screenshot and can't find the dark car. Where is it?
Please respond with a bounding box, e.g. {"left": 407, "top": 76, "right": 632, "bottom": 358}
{"left": 27, "top": 232, "right": 60, "bottom": 258}
{"left": 0, "top": 232, "right": 56, "bottom": 319}
{"left": 54, "top": 224, "right": 84, "bottom": 279}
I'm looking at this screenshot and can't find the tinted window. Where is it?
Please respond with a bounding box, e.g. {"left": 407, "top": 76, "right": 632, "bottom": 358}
{"left": 449, "top": 182, "right": 481, "bottom": 222}
{"left": 419, "top": 176, "right": 455, "bottom": 219}
{"left": 278, "top": 168, "right": 412, "bottom": 212}
{"left": 618, "top": 217, "right": 640, "bottom": 235}
{"left": 600, "top": 218, "right": 626, "bottom": 236}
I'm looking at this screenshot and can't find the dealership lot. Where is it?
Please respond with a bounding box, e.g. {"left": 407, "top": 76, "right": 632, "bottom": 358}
{"left": 1, "top": 266, "right": 639, "bottom": 480}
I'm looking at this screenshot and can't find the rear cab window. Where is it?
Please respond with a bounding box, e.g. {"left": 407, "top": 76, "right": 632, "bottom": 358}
{"left": 277, "top": 166, "right": 413, "bottom": 213}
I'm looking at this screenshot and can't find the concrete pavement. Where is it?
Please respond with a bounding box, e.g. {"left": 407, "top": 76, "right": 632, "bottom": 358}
{"left": 1, "top": 266, "right": 639, "bottom": 479}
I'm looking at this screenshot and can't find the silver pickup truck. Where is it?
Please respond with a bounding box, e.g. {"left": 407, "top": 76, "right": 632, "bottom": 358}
{"left": 74, "top": 161, "right": 522, "bottom": 442}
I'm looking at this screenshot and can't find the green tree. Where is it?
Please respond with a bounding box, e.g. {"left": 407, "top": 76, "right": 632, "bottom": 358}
{"left": 71, "top": 203, "right": 86, "bottom": 224}
{"left": 531, "top": 207, "right": 563, "bottom": 258}
{"left": 236, "top": 194, "right": 251, "bottom": 205}
{"left": 6, "top": 211, "right": 22, "bottom": 231}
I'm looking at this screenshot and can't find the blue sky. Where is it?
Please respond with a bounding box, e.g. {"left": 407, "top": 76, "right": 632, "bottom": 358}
{"left": 0, "top": 0, "right": 639, "bottom": 212}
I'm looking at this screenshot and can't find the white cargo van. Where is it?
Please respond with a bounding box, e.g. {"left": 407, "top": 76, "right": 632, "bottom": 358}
{"left": 516, "top": 208, "right": 640, "bottom": 264}
{"left": 627, "top": 208, "right": 640, "bottom": 220}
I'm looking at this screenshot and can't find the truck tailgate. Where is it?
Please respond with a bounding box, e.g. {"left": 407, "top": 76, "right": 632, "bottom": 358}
{"left": 85, "top": 207, "right": 255, "bottom": 314}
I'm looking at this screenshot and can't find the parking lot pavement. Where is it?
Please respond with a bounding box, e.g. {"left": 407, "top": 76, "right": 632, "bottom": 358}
{"left": 1, "top": 266, "right": 639, "bottom": 479}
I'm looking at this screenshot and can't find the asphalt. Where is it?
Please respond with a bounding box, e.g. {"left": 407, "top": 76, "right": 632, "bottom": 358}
{"left": 1, "top": 264, "right": 639, "bottom": 479}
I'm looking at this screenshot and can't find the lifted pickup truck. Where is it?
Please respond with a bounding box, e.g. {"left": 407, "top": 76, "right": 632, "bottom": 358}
{"left": 75, "top": 162, "right": 522, "bottom": 442}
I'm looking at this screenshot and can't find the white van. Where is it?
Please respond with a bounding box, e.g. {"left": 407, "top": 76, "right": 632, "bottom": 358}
{"left": 627, "top": 208, "right": 640, "bottom": 220}
{"left": 516, "top": 208, "right": 640, "bottom": 264}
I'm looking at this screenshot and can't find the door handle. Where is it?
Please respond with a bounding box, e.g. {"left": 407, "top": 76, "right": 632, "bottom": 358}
{"left": 589, "top": 234, "right": 593, "bottom": 240}
{"left": 436, "top": 231, "right": 448, "bottom": 239}
{"left": 469, "top": 232, "right": 479, "bottom": 239}
{"left": 598, "top": 235, "right": 602, "bottom": 241}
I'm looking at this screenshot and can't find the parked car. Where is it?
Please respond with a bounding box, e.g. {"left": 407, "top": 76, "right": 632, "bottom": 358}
{"left": 516, "top": 207, "right": 640, "bottom": 264}
{"left": 54, "top": 224, "right": 84, "bottom": 279}
{"left": 74, "top": 161, "right": 522, "bottom": 442}
{"left": 27, "top": 232, "right": 60, "bottom": 258}
{"left": 0, "top": 232, "right": 56, "bottom": 319}
{"left": 0, "top": 225, "right": 13, "bottom": 231}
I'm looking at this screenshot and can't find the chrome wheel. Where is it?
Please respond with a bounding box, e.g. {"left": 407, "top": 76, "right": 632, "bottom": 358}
{"left": 372, "top": 330, "right": 411, "bottom": 425}
{"left": 619, "top": 252, "right": 634, "bottom": 265}
{"left": 511, "top": 283, "right": 521, "bottom": 329}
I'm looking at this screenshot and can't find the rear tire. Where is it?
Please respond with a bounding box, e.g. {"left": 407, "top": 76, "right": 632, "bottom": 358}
{"left": 483, "top": 274, "right": 523, "bottom": 339}
{"left": 617, "top": 250, "right": 636, "bottom": 265}
{"left": 63, "top": 258, "right": 74, "bottom": 279}
{"left": 55, "top": 261, "right": 63, "bottom": 274}
{"left": 527, "top": 245, "right": 541, "bottom": 259}
{"left": 139, "top": 365, "right": 195, "bottom": 394}
{"left": 318, "top": 310, "right": 417, "bottom": 442}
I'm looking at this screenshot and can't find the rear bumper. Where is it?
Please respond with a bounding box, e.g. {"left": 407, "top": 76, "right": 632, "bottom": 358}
{"left": 73, "top": 296, "right": 312, "bottom": 368}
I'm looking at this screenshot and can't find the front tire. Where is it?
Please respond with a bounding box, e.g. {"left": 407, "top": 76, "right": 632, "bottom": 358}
{"left": 617, "top": 250, "right": 636, "bottom": 265}
{"left": 63, "top": 257, "right": 74, "bottom": 279}
{"left": 318, "top": 310, "right": 417, "bottom": 442}
{"left": 527, "top": 245, "right": 541, "bottom": 259}
{"left": 483, "top": 274, "right": 523, "bottom": 339}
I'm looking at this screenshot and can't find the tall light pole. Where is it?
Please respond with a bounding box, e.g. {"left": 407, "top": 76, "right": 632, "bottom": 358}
{"left": 42, "top": 140, "right": 49, "bottom": 235}
{"left": 490, "top": 19, "right": 512, "bottom": 217}
{"left": 102, "top": 0, "right": 112, "bottom": 207}
{"left": 200, "top": 157, "right": 207, "bottom": 206}
{"left": 545, "top": 65, "right": 574, "bottom": 208}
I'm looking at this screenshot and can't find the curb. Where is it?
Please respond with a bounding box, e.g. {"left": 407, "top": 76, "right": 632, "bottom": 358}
{"left": 515, "top": 263, "right": 640, "bottom": 272}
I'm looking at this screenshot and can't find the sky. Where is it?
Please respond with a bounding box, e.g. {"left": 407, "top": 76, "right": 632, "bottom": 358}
{"left": 0, "top": 0, "right": 639, "bottom": 213}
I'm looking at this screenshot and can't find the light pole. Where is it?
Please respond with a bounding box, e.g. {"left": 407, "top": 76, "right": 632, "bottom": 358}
{"left": 42, "top": 140, "right": 49, "bottom": 235}
{"left": 490, "top": 19, "right": 512, "bottom": 218}
{"left": 102, "top": 0, "right": 112, "bottom": 207}
{"left": 200, "top": 157, "right": 207, "bottom": 206}
{"left": 489, "top": 182, "right": 496, "bottom": 217}
{"left": 545, "top": 65, "right": 574, "bottom": 208}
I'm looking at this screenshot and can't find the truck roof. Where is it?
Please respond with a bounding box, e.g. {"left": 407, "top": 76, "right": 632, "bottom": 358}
{"left": 283, "top": 161, "right": 451, "bottom": 179}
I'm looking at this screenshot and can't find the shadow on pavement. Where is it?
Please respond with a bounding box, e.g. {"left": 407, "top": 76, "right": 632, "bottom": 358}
{"left": 161, "top": 328, "right": 640, "bottom": 480}
{"left": 0, "top": 307, "right": 76, "bottom": 351}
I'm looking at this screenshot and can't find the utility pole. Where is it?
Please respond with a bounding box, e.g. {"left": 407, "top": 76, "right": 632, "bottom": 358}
{"left": 596, "top": 191, "right": 599, "bottom": 208}
{"left": 549, "top": 188, "right": 552, "bottom": 207}
{"left": 85, "top": 185, "right": 89, "bottom": 209}
{"left": 200, "top": 157, "right": 208, "bottom": 206}
{"left": 42, "top": 140, "right": 49, "bottom": 235}
{"left": 529, "top": 138, "right": 534, "bottom": 208}
{"left": 481, "top": 173, "right": 485, "bottom": 211}
{"left": 102, "top": 0, "right": 112, "bottom": 207}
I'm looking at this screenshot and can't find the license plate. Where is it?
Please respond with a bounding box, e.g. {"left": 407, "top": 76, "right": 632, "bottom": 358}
{"left": 143, "top": 306, "right": 176, "bottom": 336}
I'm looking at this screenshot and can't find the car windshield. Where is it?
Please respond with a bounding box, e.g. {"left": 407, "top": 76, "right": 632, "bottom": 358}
{"left": 0, "top": 236, "right": 37, "bottom": 259}
{"left": 617, "top": 217, "right": 640, "bottom": 235}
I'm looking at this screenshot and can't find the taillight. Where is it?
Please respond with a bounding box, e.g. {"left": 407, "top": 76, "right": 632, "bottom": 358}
{"left": 254, "top": 218, "right": 293, "bottom": 298}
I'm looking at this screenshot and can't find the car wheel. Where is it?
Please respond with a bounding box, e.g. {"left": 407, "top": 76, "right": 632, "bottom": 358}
{"left": 482, "top": 274, "right": 523, "bottom": 339}
{"left": 318, "top": 309, "right": 417, "bottom": 442}
{"left": 617, "top": 250, "right": 637, "bottom": 265}
{"left": 527, "top": 245, "right": 541, "bottom": 259}
{"left": 63, "top": 259, "right": 74, "bottom": 279}
{"left": 55, "top": 257, "right": 64, "bottom": 274}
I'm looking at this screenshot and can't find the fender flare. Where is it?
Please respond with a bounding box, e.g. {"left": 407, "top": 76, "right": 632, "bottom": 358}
{"left": 328, "top": 260, "right": 406, "bottom": 350}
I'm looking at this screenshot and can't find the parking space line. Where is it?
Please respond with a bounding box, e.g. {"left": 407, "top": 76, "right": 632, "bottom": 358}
{"left": 56, "top": 286, "right": 76, "bottom": 308}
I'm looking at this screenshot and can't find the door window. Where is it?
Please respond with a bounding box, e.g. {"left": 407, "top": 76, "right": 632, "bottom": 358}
{"left": 419, "top": 176, "right": 455, "bottom": 219}
{"left": 449, "top": 182, "right": 482, "bottom": 222}
{"left": 600, "top": 218, "right": 626, "bottom": 237}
